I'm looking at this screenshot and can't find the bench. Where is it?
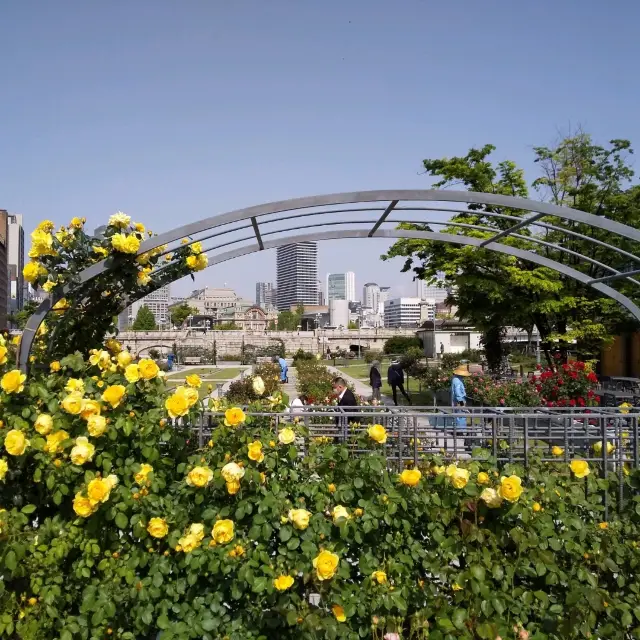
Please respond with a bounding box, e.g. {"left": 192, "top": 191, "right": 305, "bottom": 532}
{"left": 184, "top": 357, "right": 202, "bottom": 365}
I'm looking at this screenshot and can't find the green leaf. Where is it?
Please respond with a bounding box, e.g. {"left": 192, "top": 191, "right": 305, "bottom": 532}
{"left": 470, "top": 565, "right": 485, "bottom": 582}
{"left": 452, "top": 609, "right": 467, "bottom": 630}
{"left": 115, "top": 513, "right": 129, "bottom": 529}
{"left": 4, "top": 550, "right": 17, "bottom": 572}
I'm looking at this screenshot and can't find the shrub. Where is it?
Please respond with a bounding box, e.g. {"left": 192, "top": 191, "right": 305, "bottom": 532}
{"left": 364, "top": 350, "right": 383, "bottom": 364}
{"left": 292, "top": 348, "right": 316, "bottom": 364}
{"left": 533, "top": 360, "right": 600, "bottom": 407}
{"left": 296, "top": 359, "right": 336, "bottom": 404}
{"left": 383, "top": 336, "right": 422, "bottom": 355}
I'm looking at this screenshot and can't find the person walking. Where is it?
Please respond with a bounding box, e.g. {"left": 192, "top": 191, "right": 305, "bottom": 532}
{"left": 439, "top": 342, "right": 445, "bottom": 359}
{"left": 369, "top": 360, "right": 382, "bottom": 403}
{"left": 387, "top": 359, "right": 411, "bottom": 406}
{"left": 275, "top": 356, "right": 288, "bottom": 383}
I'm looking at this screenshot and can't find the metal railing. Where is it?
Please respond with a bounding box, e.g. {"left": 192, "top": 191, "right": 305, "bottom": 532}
{"left": 188, "top": 405, "right": 640, "bottom": 516}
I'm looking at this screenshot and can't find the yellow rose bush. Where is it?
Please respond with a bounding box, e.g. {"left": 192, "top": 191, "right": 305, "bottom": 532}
{"left": 2, "top": 217, "right": 640, "bottom": 640}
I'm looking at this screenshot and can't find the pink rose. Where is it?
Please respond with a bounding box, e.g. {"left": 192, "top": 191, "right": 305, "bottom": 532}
{"left": 384, "top": 634, "right": 400, "bottom": 640}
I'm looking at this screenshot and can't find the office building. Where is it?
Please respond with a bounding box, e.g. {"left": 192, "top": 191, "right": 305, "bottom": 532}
{"left": 379, "top": 286, "right": 391, "bottom": 311}
{"left": 384, "top": 297, "right": 430, "bottom": 328}
{"left": 363, "top": 282, "right": 380, "bottom": 311}
{"left": 416, "top": 277, "right": 448, "bottom": 304}
{"left": 326, "top": 272, "right": 355, "bottom": 303}
{"left": 317, "top": 280, "right": 324, "bottom": 306}
{"left": 255, "top": 282, "right": 276, "bottom": 308}
{"left": 119, "top": 284, "right": 171, "bottom": 330}
{"left": 276, "top": 243, "right": 318, "bottom": 311}
{"left": 7, "top": 213, "right": 25, "bottom": 313}
{"left": 0, "top": 211, "right": 7, "bottom": 327}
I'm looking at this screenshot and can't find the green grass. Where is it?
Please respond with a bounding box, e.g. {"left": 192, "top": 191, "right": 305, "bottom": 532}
{"left": 166, "top": 367, "right": 244, "bottom": 381}
{"left": 166, "top": 367, "right": 220, "bottom": 379}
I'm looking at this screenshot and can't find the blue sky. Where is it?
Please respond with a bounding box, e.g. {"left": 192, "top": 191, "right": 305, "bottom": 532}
{"left": 2, "top": 1, "right": 639, "bottom": 300}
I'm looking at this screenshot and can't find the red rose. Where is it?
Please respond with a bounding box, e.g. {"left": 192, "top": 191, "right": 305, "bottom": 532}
{"left": 587, "top": 372, "right": 598, "bottom": 383}
{"left": 577, "top": 397, "right": 585, "bottom": 407}
{"left": 569, "top": 399, "right": 576, "bottom": 407}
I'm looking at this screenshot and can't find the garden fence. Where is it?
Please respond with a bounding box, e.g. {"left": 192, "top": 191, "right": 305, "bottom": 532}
{"left": 188, "top": 406, "right": 640, "bottom": 516}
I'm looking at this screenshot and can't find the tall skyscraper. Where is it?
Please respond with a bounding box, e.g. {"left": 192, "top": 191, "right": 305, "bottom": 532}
{"left": 7, "top": 214, "right": 25, "bottom": 313}
{"left": 379, "top": 286, "right": 391, "bottom": 311}
{"left": 255, "top": 282, "right": 276, "bottom": 308}
{"left": 326, "top": 272, "right": 356, "bottom": 303}
{"left": 0, "top": 211, "right": 8, "bottom": 327}
{"left": 276, "top": 243, "right": 318, "bottom": 311}
{"left": 363, "top": 282, "right": 380, "bottom": 310}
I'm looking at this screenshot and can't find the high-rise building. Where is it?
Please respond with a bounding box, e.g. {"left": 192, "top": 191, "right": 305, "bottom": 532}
{"left": 276, "top": 243, "right": 318, "bottom": 311}
{"left": 317, "top": 280, "right": 325, "bottom": 306}
{"left": 326, "top": 272, "right": 356, "bottom": 303}
{"left": 416, "top": 277, "right": 448, "bottom": 304}
{"left": 384, "top": 297, "right": 425, "bottom": 328}
{"left": 379, "top": 286, "right": 391, "bottom": 311}
{"left": 363, "top": 282, "right": 380, "bottom": 311}
{"left": 119, "top": 284, "right": 171, "bottom": 330}
{"left": 0, "top": 211, "right": 8, "bottom": 327}
{"left": 7, "top": 214, "right": 25, "bottom": 313}
{"left": 255, "top": 282, "right": 276, "bottom": 308}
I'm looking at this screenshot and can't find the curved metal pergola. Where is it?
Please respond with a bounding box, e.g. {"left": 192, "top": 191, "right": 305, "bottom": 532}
{"left": 18, "top": 190, "right": 640, "bottom": 371}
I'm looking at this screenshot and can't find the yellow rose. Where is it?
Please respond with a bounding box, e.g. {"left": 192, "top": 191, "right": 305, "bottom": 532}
{"left": 109, "top": 211, "right": 131, "bottom": 228}
{"left": 147, "top": 517, "right": 169, "bottom": 539}
{"left": 432, "top": 465, "right": 446, "bottom": 475}
{"left": 1, "top": 370, "right": 26, "bottom": 394}
{"left": 221, "top": 462, "right": 245, "bottom": 483}
{"left": 273, "top": 575, "right": 295, "bottom": 591}
{"left": 399, "top": 469, "right": 422, "bottom": 487}
{"left": 102, "top": 385, "right": 126, "bottom": 408}
{"left": 190, "top": 523, "right": 205, "bottom": 541}
{"left": 190, "top": 241, "right": 203, "bottom": 254}
{"left": 70, "top": 436, "right": 95, "bottom": 465}
{"left": 278, "top": 428, "right": 296, "bottom": 445}
{"left": 599, "top": 522, "right": 608, "bottom": 530}
{"left": 212, "top": 519, "right": 235, "bottom": 545}
{"left": 23, "top": 261, "right": 45, "bottom": 284}
{"left": 195, "top": 253, "right": 208, "bottom": 270}
{"left": 186, "top": 255, "right": 197, "bottom": 269}
{"left": 44, "top": 430, "right": 69, "bottom": 454}
{"left": 445, "top": 463, "right": 458, "bottom": 478}
{"left": 552, "top": 446, "right": 564, "bottom": 457}
{"left": 134, "top": 463, "right": 153, "bottom": 486}
{"left": 80, "top": 399, "right": 101, "bottom": 421}
{"left": 367, "top": 424, "right": 387, "bottom": 444}
{"left": 65, "top": 378, "right": 84, "bottom": 393}
{"left": 73, "top": 493, "right": 96, "bottom": 518}
{"left": 124, "top": 364, "right": 140, "bottom": 383}
{"left": 313, "top": 550, "right": 339, "bottom": 581}
{"left": 533, "top": 502, "right": 542, "bottom": 512}
{"left": 89, "top": 350, "right": 111, "bottom": 370}
{"left": 450, "top": 467, "right": 470, "bottom": 489}
{"left": 34, "top": 414, "right": 54, "bottom": 435}
{"left": 111, "top": 233, "right": 139, "bottom": 254}
{"left": 86, "top": 414, "right": 107, "bottom": 437}
{"left": 332, "top": 605, "right": 346, "bottom": 622}
{"left": 4, "top": 430, "right": 29, "bottom": 456}
{"left": 61, "top": 392, "right": 84, "bottom": 415}
{"left": 371, "top": 570, "right": 387, "bottom": 584}
{"left": 570, "top": 459, "right": 590, "bottom": 478}
{"left": 328, "top": 483, "right": 336, "bottom": 493}
{"left": 137, "top": 270, "right": 151, "bottom": 286}
{"left": 0, "top": 346, "right": 7, "bottom": 365}
{"left": 105, "top": 339, "right": 122, "bottom": 354}
{"left": 499, "top": 475, "right": 523, "bottom": 502}
{"left": 186, "top": 374, "right": 202, "bottom": 388}
{"left": 252, "top": 376, "right": 265, "bottom": 396}
{"left": 224, "top": 407, "right": 246, "bottom": 427}
{"left": 332, "top": 505, "right": 350, "bottom": 524}
{"left": 165, "top": 392, "right": 189, "bottom": 418}
{"left": 175, "top": 386, "right": 199, "bottom": 407}
{"left": 87, "top": 475, "right": 118, "bottom": 505}
{"left": 593, "top": 441, "right": 615, "bottom": 455}
{"left": 117, "top": 351, "right": 133, "bottom": 368}
{"left": 288, "top": 508, "right": 312, "bottom": 530}
{"left": 226, "top": 479, "right": 240, "bottom": 495}
{"left": 29, "top": 228, "right": 55, "bottom": 257}
{"left": 37, "top": 219, "right": 55, "bottom": 232}
{"left": 186, "top": 466, "right": 213, "bottom": 487}
{"left": 247, "top": 441, "right": 264, "bottom": 463}
{"left": 0, "top": 458, "right": 8, "bottom": 481}
{"left": 477, "top": 472, "right": 490, "bottom": 485}
{"left": 138, "top": 359, "right": 159, "bottom": 380}
{"left": 480, "top": 487, "right": 503, "bottom": 508}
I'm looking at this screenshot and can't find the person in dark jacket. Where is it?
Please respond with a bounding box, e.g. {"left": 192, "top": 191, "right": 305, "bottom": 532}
{"left": 332, "top": 376, "right": 359, "bottom": 426}
{"left": 369, "top": 360, "right": 382, "bottom": 403}
{"left": 387, "top": 359, "right": 411, "bottom": 406}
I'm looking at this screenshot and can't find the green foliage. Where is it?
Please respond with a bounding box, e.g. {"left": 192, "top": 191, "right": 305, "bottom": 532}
{"left": 215, "top": 322, "right": 241, "bottom": 331}
{"left": 170, "top": 303, "right": 198, "bottom": 328}
{"left": 383, "top": 336, "right": 423, "bottom": 355}
{"left": 364, "top": 350, "right": 383, "bottom": 364}
{"left": 132, "top": 305, "right": 157, "bottom": 331}
{"left": 292, "top": 349, "right": 316, "bottom": 364}
{"left": 13, "top": 301, "right": 39, "bottom": 330}
{"left": 296, "top": 359, "right": 336, "bottom": 404}
{"left": 225, "top": 364, "right": 282, "bottom": 404}
{"left": 383, "top": 133, "right": 640, "bottom": 366}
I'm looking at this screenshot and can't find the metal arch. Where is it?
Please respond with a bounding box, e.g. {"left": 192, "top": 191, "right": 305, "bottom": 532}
{"left": 199, "top": 229, "right": 640, "bottom": 321}
{"left": 18, "top": 189, "right": 640, "bottom": 371}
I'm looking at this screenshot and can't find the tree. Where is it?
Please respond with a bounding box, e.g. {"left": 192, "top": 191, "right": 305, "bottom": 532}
{"left": 383, "top": 336, "right": 423, "bottom": 355}
{"left": 348, "top": 321, "right": 358, "bottom": 330}
{"left": 215, "top": 322, "right": 240, "bottom": 330}
{"left": 383, "top": 134, "right": 640, "bottom": 366}
{"left": 170, "top": 302, "right": 197, "bottom": 328}
{"left": 132, "top": 305, "right": 157, "bottom": 330}
{"left": 13, "top": 300, "right": 39, "bottom": 330}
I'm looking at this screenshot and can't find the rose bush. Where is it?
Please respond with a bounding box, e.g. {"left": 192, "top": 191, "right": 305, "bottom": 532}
{"left": 2, "top": 216, "right": 640, "bottom": 640}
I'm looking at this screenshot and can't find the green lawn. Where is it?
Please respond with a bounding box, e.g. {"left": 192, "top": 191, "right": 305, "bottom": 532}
{"left": 166, "top": 366, "right": 220, "bottom": 379}
{"left": 166, "top": 368, "right": 244, "bottom": 399}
